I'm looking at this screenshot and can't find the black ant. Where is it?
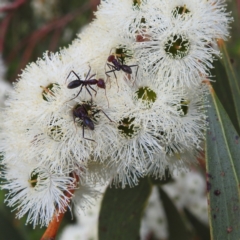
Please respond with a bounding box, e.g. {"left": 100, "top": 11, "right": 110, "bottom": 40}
{"left": 67, "top": 67, "right": 106, "bottom": 102}
{"left": 73, "top": 103, "right": 113, "bottom": 142}
{"left": 105, "top": 52, "right": 139, "bottom": 84}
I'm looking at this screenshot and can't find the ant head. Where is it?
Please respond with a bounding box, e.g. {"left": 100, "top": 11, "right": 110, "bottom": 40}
{"left": 107, "top": 55, "right": 115, "bottom": 63}
{"left": 97, "top": 79, "right": 106, "bottom": 89}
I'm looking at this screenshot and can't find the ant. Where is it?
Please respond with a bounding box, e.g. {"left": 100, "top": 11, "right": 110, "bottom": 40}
{"left": 73, "top": 103, "right": 113, "bottom": 142}
{"left": 67, "top": 67, "right": 106, "bottom": 102}
{"left": 105, "top": 51, "right": 139, "bottom": 84}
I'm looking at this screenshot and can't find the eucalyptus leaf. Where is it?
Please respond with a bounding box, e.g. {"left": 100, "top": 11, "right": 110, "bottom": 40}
{"left": 184, "top": 208, "right": 210, "bottom": 240}
{"left": 218, "top": 41, "right": 240, "bottom": 133}
{"left": 211, "top": 60, "right": 239, "bottom": 134}
{"left": 98, "top": 177, "right": 152, "bottom": 240}
{"left": 205, "top": 85, "right": 240, "bottom": 239}
{"left": 158, "top": 187, "right": 191, "bottom": 240}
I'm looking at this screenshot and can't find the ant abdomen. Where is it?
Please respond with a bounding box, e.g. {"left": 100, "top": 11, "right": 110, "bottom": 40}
{"left": 83, "top": 117, "right": 94, "bottom": 130}
{"left": 67, "top": 80, "right": 81, "bottom": 89}
{"left": 121, "top": 65, "right": 132, "bottom": 74}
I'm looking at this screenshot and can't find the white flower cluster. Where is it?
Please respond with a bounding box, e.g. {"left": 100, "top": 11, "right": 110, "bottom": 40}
{"left": 0, "top": 0, "right": 232, "bottom": 227}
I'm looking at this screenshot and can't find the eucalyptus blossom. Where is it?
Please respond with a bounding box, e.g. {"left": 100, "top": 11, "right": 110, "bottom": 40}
{"left": 0, "top": 0, "right": 232, "bottom": 229}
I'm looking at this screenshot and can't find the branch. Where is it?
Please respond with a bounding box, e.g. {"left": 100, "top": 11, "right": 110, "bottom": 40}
{"left": 0, "top": 0, "right": 26, "bottom": 12}
{"left": 40, "top": 172, "right": 79, "bottom": 240}
{"left": 7, "top": 2, "right": 91, "bottom": 79}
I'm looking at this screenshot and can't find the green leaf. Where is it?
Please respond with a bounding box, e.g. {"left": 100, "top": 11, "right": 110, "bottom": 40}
{"left": 184, "top": 208, "right": 210, "bottom": 240}
{"left": 98, "top": 177, "right": 152, "bottom": 240}
{"left": 158, "top": 187, "right": 191, "bottom": 240}
{"left": 211, "top": 60, "right": 239, "bottom": 134}
{"left": 218, "top": 41, "right": 240, "bottom": 133}
{"left": 205, "top": 85, "right": 240, "bottom": 239}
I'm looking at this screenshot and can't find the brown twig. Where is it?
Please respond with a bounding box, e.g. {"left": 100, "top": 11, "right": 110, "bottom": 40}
{"left": 40, "top": 172, "right": 79, "bottom": 240}
{"left": 89, "top": 0, "right": 100, "bottom": 21}
{"left": 237, "top": 0, "right": 240, "bottom": 19}
{"left": 49, "top": 28, "right": 63, "bottom": 52}
{"left": 7, "top": 2, "right": 91, "bottom": 79}
{"left": 90, "top": 0, "right": 100, "bottom": 13}
{"left": 0, "top": 0, "right": 26, "bottom": 12}
{"left": 197, "top": 150, "right": 206, "bottom": 171}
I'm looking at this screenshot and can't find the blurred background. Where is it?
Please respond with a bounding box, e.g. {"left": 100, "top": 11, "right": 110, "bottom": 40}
{"left": 0, "top": 0, "right": 100, "bottom": 83}
{"left": 0, "top": 0, "right": 239, "bottom": 239}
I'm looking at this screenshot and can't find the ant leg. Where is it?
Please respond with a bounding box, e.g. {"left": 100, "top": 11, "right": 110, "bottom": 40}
{"left": 66, "top": 71, "right": 72, "bottom": 83}
{"left": 75, "top": 85, "right": 84, "bottom": 98}
{"left": 85, "top": 86, "right": 93, "bottom": 99}
{"left": 105, "top": 64, "right": 114, "bottom": 87}
{"left": 85, "top": 66, "right": 92, "bottom": 80}
{"left": 66, "top": 70, "right": 81, "bottom": 83}
{"left": 64, "top": 86, "right": 83, "bottom": 104}
{"left": 104, "top": 47, "right": 115, "bottom": 83}
{"left": 105, "top": 64, "right": 115, "bottom": 78}
{"left": 100, "top": 109, "right": 114, "bottom": 122}
{"left": 106, "top": 64, "right": 119, "bottom": 89}
{"left": 88, "top": 85, "right": 97, "bottom": 96}
{"left": 134, "top": 65, "right": 139, "bottom": 85}
{"left": 69, "top": 70, "right": 81, "bottom": 80}
{"left": 104, "top": 88, "right": 109, "bottom": 108}
{"left": 105, "top": 74, "right": 111, "bottom": 88}
{"left": 82, "top": 124, "right": 84, "bottom": 138}
{"left": 105, "top": 64, "right": 118, "bottom": 75}
{"left": 128, "top": 64, "right": 139, "bottom": 85}
{"left": 82, "top": 124, "right": 95, "bottom": 142}
{"left": 86, "top": 73, "right": 96, "bottom": 81}
{"left": 67, "top": 85, "right": 83, "bottom": 102}
{"left": 112, "top": 70, "right": 119, "bottom": 90}
{"left": 73, "top": 116, "right": 78, "bottom": 134}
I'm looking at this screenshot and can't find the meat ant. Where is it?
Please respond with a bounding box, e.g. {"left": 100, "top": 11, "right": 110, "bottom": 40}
{"left": 67, "top": 67, "right": 107, "bottom": 102}
{"left": 105, "top": 49, "right": 139, "bottom": 84}
{"left": 73, "top": 103, "right": 113, "bottom": 142}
